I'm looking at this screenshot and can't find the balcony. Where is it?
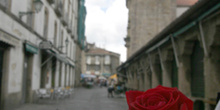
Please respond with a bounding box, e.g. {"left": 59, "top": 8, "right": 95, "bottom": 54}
{"left": 54, "top": 1, "right": 63, "bottom": 17}
{"left": 61, "top": 13, "right": 68, "bottom": 26}
{"left": 47, "top": 0, "right": 54, "bottom": 4}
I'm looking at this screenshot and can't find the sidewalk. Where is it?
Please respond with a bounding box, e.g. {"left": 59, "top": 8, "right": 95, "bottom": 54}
{"left": 15, "top": 86, "right": 128, "bottom": 110}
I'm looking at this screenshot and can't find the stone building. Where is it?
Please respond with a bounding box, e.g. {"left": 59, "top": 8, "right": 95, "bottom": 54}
{"left": 125, "top": 0, "right": 198, "bottom": 58}
{"left": 82, "top": 43, "right": 120, "bottom": 77}
{"left": 75, "top": 0, "right": 86, "bottom": 87}
{"left": 0, "top": 0, "right": 85, "bottom": 109}
{"left": 118, "top": 0, "right": 220, "bottom": 109}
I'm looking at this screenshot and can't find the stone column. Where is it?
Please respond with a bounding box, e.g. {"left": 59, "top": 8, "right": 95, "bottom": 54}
{"left": 178, "top": 55, "right": 191, "bottom": 96}
{"left": 151, "top": 63, "right": 161, "bottom": 88}
{"left": 160, "top": 49, "right": 173, "bottom": 87}
{"left": 162, "top": 61, "right": 172, "bottom": 87}
{"left": 144, "top": 66, "right": 151, "bottom": 90}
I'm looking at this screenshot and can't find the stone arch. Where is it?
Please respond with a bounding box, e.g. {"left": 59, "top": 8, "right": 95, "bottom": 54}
{"left": 178, "top": 35, "right": 205, "bottom": 97}
{"left": 190, "top": 40, "right": 205, "bottom": 97}
{"left": 175, "top": 30, "right": 206, "bottom": 96}
{"left": 160, "top": 48, "right": 177, "bottom": 87}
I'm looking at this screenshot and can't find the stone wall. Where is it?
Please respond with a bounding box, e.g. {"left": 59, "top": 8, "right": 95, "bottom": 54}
{"left": 121, "top": 7, "right": 220, "bottom": 110}
{"left": 125, "top": 0, "right": 176, "bottom": 58}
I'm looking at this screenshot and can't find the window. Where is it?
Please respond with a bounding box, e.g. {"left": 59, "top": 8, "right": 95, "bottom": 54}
{"left": 87, "top": 65, "right": 90, "bottom": 71}
{"left": 54, "top": 21, "right": 57, "bottom": 46}
{"left": 104, "top": 66, "right": 110, "bottom": 72}
{"left": 70, "top": 43, "right": 72, "bottom": 58}
{"left": 68, "top": 0, "right": 70, "bottom": 16}
{"left": 66, "top": 37, "right": 68, "bottom": 55}
{"left": 95, "top": 66, "right": 100, "bottom": 71}
{"left": 105, "top": 55, "right": 110, "bottom": 64}
{"left": 95, "top": 56, "right": 100, "bottom": 65}
{"left": 86, "top": 56, "right": 91, "bottom": 64}
{"left": 27, "top": 0, "right": 34, "bottom": 28}
{"left": 43, "top": 8, "right": 49, "bottom": 39}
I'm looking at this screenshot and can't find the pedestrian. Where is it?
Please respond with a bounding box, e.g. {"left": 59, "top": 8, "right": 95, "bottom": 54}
{"left": 107, "top": 79, "right": 115, "bottom": 98}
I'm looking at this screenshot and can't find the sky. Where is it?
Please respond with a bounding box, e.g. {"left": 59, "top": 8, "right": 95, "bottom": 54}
{"left": 85, "top": 0, "right": 128, "bottom": 62}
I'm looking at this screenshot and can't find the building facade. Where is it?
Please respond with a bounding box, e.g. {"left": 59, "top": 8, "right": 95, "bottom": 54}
{"left": 125, "top": 0, "right": 198, "bottom": 58}
{"left": 118, "top": 0, "right": 220, "bottom": 109}
{"left": 125, "top": 0, "right": 176, "bottom": 58}
{"left": 0, "top": 0, "right": 82, "bottom": 109}
{"left": 74, "top": 0, "right": 87, "bottom": 87}
{"left": 82, "top": 43, "right": 120, "bottom": 77}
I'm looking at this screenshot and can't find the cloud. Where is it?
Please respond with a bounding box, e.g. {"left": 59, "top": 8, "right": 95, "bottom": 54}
{"left": 85, "top": 0, "right": 128, "bottom": 62}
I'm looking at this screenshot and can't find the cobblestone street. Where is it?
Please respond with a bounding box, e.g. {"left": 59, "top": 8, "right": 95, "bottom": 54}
{"left": 15, "top": 86, "right": 128, "bottom": 110}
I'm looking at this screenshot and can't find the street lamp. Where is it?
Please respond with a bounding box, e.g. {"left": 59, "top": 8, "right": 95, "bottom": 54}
{"left": 19, "top": 0, "right": 43, "bottom": 19}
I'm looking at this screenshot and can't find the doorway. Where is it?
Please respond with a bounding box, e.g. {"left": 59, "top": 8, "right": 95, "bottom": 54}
{"left": 0, "top": 49, "right": 4, "bottom": 109}
{"left": 172, "top": 56, "right": 178, "bottom": 88}
{"left": 40, "top": 52, "right": 49, "bottom": 88}
{"left": 191, "top": 41, "right": 204, "bottom": 97}
{"left": 22, "top": 52, "right": 33, "bottom": 103}
{"left": 51, "top": 58, "right": 56, "bottom": 88}
{"left": 59, "top": 61, "right": 62, "bottom": 86}
{"left": 0, "top": 41, "right": 9, "bottom": 110}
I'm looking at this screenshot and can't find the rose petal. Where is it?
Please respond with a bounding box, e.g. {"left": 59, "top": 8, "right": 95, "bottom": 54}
{"left": 125, "top": 85, "right": 193, "bottom": 110}
{"left": 180, "top": 103, "right": 188, "bottom": 110}
{"left": 126, "top": 91, "right": 144, "bottom": 110}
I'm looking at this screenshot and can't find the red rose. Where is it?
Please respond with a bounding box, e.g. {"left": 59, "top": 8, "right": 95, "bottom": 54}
{"left": 126, "top": 85, "right": 193, "bottom": 110}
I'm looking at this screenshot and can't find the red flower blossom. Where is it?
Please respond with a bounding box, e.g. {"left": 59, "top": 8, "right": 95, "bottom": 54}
{"left": 126, "top": 85, "right": 193, "bottom": 110}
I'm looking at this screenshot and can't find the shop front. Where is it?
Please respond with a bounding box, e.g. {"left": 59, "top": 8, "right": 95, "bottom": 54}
{"left": 0, "top": 30, "right": 20, "bottom": 110}
{"left": 21, "top": 42, "right": 38, "bottom": 103}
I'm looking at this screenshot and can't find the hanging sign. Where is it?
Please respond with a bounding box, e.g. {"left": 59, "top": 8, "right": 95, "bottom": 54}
{"left": 25, "top": 43, "right": 38, "bottom": 54}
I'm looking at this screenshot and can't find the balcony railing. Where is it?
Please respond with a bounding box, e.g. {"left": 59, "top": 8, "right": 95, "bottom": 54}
{"left": 54, "top": 1, "right": 63, "bottom": 17}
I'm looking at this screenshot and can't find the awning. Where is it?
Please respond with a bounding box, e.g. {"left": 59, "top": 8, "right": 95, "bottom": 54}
{"left": 25, "top": 42, "right": 38, "bottom": 54}
{"left": 45, "top": 50, "right": 69, "bottom": 64}
{"left": 102, "top": 73, "right": 111, "bottom": 77}
{"left": 109, "top": 74, "right": 117, "bottom": 79}
{"left": 81, "top": 74, "right": 96, "bottom": 78}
